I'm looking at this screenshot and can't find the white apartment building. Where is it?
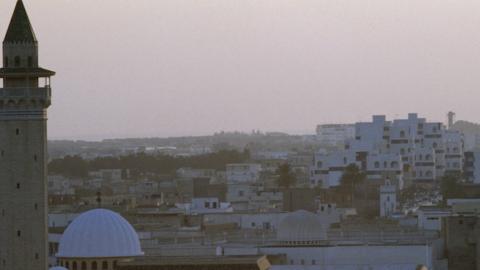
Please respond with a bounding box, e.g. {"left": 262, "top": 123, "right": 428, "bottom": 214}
{"left": 444, "top": 130, "right": 464, "bottom": 174}
{"left": 315, "top": 124, "right": 355, "bottom": 146}
{"left": 348, "top": 113, "right": 463, "bottom": 184}
{"left": 310, "top": 151, "right": 358, "bottom": 188}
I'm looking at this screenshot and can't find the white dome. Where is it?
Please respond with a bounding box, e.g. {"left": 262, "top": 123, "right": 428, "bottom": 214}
{"left": 57, "top": 209, "right": 143, "bottom": 258}
{"left": 277, "top": 210, "right": 327, "bottom": 242}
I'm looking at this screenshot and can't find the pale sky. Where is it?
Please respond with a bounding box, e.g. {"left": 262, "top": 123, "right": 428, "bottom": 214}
{"left": 1, "top": 0, "right": 479, "bottom": 140}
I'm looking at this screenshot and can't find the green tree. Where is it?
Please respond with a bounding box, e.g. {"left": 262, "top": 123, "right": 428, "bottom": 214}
{"left": 339, "top": 164, "right": 366, "bottom": 207}
{"left": 440, "top": 172, "right": 463, "bottom": 204}
{"left": 276, "top": 163, "right": 296, "bottom": 188}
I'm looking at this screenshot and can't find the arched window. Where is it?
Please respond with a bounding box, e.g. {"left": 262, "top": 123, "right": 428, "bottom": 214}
{"left": 81, "top": 261, "right": 87, "bottom": 270}
{"left": 418, "top": 154, "right": 423, "bottom": 160}
{"left": 65, "top": 262, "right": 70, "bottom": 269}
{"left": 91, "top": 261, "right": 98, "bottom": 270}
{"left": 391, "top": 161, "right": 398, "bottom": 168}
{"left": 374, "top": 161, "right": 380, "bottom": 168}
{"left": 432, "top": 142, "right": 438, "bottom": 149}
{"left": 102, "top": 261, "right": 108, "bottom": 270}
{"left": 383, "top": 161, "right": 387, "bottom": 168}
{"left": 400, "top": 130, "right": 405, "bottom": 138}
{"left": 72, "top": 261, "right": 77, "bottom": 270}
{"left": 14, "top": 56, "right": 20, "bottom": 67}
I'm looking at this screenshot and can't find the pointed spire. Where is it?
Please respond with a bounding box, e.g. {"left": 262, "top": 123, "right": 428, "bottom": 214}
{"left": 3, "top": 0, "right": 37, "bottom": 43}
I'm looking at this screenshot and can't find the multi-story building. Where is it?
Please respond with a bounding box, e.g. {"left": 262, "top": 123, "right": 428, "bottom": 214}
{"left": 315, "top": 124, "right": 355, "bottom": 147}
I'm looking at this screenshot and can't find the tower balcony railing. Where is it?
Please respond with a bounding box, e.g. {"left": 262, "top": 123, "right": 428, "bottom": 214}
{"left": 0, "top": 86, "right": 51, "bottom": 100}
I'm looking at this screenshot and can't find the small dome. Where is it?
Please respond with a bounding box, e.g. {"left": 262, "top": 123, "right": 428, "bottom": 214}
{"left": 50, "top": 267, "right": 68, "bottom": 270}
{"left": 57, "top": 209, "right": 143, "bottom": 258}
{"left": 277, "top": 210, "right": 327, "bottom": 242}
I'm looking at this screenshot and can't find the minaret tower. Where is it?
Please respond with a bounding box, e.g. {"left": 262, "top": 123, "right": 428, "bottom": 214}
{"left": 0, "top": 1, "right": 55, "bottom": 270}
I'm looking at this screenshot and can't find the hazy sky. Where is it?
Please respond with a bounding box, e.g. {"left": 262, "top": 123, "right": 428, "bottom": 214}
{"left": 1, "top": 0, "right": 479, "bottom": 140}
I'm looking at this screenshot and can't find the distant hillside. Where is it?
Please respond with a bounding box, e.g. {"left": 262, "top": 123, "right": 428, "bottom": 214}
{"left": 451, "top": 120, "right": 480, "bottom": 134}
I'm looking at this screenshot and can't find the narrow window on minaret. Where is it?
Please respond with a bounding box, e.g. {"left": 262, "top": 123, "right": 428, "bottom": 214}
{"left": 34, "top": 203, "right": 38, "bottom": 210}
{"left": 16, "top": 183, "right": 20, "bottom": 189}
{"left": 15, "top": 128, "right": 19, "bottom": 135}
{"left": 35, "top": 253, "right": 39, "bottom": 260}
{"left": 16, "top": 230, "right": 21, "bottom": 237}
{"left": 34, "top": 154, "right": 37, "bottom": 161}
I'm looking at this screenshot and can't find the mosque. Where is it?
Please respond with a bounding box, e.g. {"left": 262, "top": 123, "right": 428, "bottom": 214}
{"left": 55, "top": 209, "right": 143, "bottom": 270}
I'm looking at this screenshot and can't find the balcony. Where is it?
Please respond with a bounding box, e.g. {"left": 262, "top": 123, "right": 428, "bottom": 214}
{"left": 0, "top": 86, "right": 51, "bottom": 100}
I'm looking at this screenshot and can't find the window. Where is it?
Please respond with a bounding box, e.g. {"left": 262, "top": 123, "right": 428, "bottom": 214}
{"left": 400, "top": 130, "right": 405, "bottom": 138}
{"left": 16, "top": 128, "right": 20, "bottom": 135}
{"left": 4, "top": 57, "right": 7, "bottom": 67}
{"left": 34, "top": 154, "right": 37, "bottom": 161}
{"left": 91, "top": 261, "right": 98, "bottom": 270}
{"left": 14, "top": 56, "right": 20, "bottom": 67}
{"left": 81, "top": 261, "right": 87, "bottom": 270}
{"left": 374, "top": 162, "right": 380, "bottom": 168}
{"left": 102, "top": 261, "right": 108, "bottom": 270}
{"left": 65, "top": 262, "right": 70, "bottom": 269}
{"left": 34, "top": 203, "right": 38, "bottom": 210}
{"left": 35, "top": 253, "right": 39, "bottom": 260}
{"left": 312, "top": 260, "right": 316, "bottom": 265}
{"left": 301, "top": 259, "right": 305, "bottom": 265}
{"left": 16, "top": 183, "right": 20, "bottom": 189}
{"left": 251, "top": 222, "right": 256, "bottom": 227}
{"left": 17, "top": 230, "right": 21, "bottom": 237}
{"left": 28, "top": 56, "right": 33, "bottom": 67}
{"left": 72, "top": 262, "right": 77, "bottom": 270}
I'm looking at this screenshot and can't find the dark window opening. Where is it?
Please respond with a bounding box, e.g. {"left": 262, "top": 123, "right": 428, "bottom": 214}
{"left": 91, "top": 261, "right": 97, "bottom": 270}
{"left": 4, "top": 57, "right": 8, "bottom": 67}
{"left": 34, "top": 203, "right": 38, "bottom": 210}
{"left": 14, "top": 56, "right": 20, "bottom": 67}
{"left": 1, "top": 150, "right": 4, "bottom": 156}
{"left": 72, "top": 261, "right": 77, "bottom": 270}
{"left": 16, "top": 183, "right": 20, "bottom": 189}
{"left": 16, "top": 129, "right": 19, "bottom": 135}
{"left": 34, "top": 154, "right": 37, "bottom": 161}
{"left": 102, "top": 261, "right": 108, "bottom": 270}
{"left": 81, "top": 261, "right": 87, "bottom": 270}
{"left": 28, "top": 56, "right": 33, "bottom": 67}
{"left": 17, "top": 230, "right": 21, "bottom": 237}
{"left": 35, "top": 253, "right": 39, "bottom": 260}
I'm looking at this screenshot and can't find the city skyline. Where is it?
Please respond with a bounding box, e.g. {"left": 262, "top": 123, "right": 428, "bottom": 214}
{"left": 1, "top": 0, "right": 479, "bottom": 140}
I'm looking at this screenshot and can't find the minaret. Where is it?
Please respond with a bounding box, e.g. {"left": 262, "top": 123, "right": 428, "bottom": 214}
{"left": 0, "top": 1, "right": 55, "bottom": 270}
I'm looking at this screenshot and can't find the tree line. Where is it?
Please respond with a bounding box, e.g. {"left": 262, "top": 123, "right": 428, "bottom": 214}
{"left": 48, "top": 149, "right": 250, "bottom": 178}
